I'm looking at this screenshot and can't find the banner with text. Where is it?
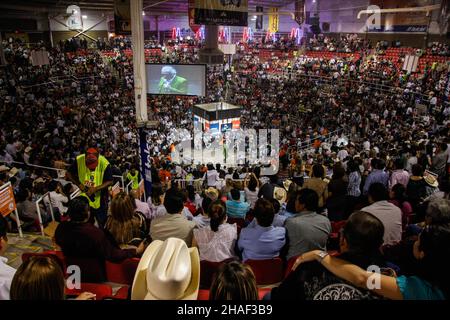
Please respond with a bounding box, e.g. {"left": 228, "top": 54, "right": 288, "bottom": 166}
{"left": 0, "top": 184, "right": 16, "bottom": 217}
{"left": 268, "top": 7, "right": 279, "bottom": 33}
{"left": 194, "top": 0, "right": 248, "bottom": 26}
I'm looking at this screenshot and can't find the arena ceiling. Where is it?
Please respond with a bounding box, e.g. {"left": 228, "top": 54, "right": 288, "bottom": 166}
{"left": 0, "top": 0, "right": 296, "bottom": 15}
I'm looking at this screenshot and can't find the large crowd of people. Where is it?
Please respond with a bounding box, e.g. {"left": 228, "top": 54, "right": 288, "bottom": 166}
{"left": 0, "top": 33, "right": 449, "bottom": 300}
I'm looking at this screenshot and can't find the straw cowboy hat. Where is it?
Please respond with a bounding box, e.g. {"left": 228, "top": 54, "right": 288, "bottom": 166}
{"left": 273, "top": 186, "right": 287, "bottom": 203}
{"left": 205, "top": 187, "right": 219, "bottom": 201}
{"left": 131, "top": 238, "right": 200, "bottom": 300}
{"left": 424, "top": 175, "right": 439, "bottom": 188}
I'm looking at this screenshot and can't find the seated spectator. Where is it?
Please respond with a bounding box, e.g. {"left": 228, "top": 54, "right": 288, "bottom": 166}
{"left": 105, "top": 192, "right": 147, "bottom": 247}
{"left": 192, "top": 200, "right": 237, "bottom": 262}
{"left": 285, "top": 189, "right": 331, "bottom": 260}
{"left": 147, "top": 185, "right": 165, "bottom": 219}
{"left": 129, "top": 189, "right": 151, "bottom": 220}
{"left": 15, "top": 189, "right": 44, "bottom": 230}
{"left": 131, "top": 238, "right": 200, "bottom": 300}
{"left": 47, "top": 180, "right": 68, "bottom": 216}
{"left": 302, "top": 164, "right": 328, "bottom": 209}
{"left": 193, "top": 197, "right": 213, "bottom": 228}
{"left": 270, "top": 211, "right": 386, "bottom": 300}
{"left": 258, "top": 174, "right": 280, "bottom": 200}
{"left": 209, "top": 261, "right": 258, "bottom": 300}
{"left": 361, "top": 183, "right": 402, "bottom": 245}
{"left": 270, "top": 198, "right": 287, "bottom": 227}
{"left": 0, "top": 215, "right": 16, "bottom": 300}
{"left": 238, "top": 199, "right": 286, "bottom": 261}
{"left": 389, "top": 183, "right": 413, "bottom": 231}
{"left": 150, "top": 187, "right": 196, "bottom": 245}
{"left": 54, "top": 197, "right": 144, "bottom": 282}
{"left": 226, "top": 188, "right": 250, "bottom": 219}
{"left": 186, "top": 185, "right": 202, "bottom": 211}
{"left": 244, "top": 173, "right": 260, "bottom": 209}
{"left": 10, "top": 256, "right": 95, "bottom": 300}
{"left": 295, "top": 222, "right": 450, "bottom": 300}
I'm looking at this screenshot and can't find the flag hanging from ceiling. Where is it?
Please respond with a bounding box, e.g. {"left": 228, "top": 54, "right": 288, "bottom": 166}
{"left": 256, "top": 6, "right": 263, "bottom": 30}
{"left": 114, "top": 0, "right": 131, "bottom": 35}
{"left": 294, "top": 0, "right": 305, "bottom": 26}
{"left": 268, "top": 7, "right": 279, "bottom": 33}
{"left": 189, "top": 0, "right": 201, "bottom": 33}
{"left": 194, "top": 0, "right": 248, "bottom": 26}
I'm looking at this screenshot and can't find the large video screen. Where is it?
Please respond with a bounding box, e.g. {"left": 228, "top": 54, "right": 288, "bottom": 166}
{"left": 146, "top": 64, "right": 206, "bottom": 96}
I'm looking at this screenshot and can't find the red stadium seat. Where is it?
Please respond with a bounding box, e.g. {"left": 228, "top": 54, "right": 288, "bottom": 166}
{"left": 105, "top": 258, "right": 140, "bottom": 285}
{"left": 65, "top": 283, "right": 113, "bottom": 300}
{"left": 245, "top": 257, "right": 284, "bottom": 285}
{"left": 22, "top": 251, "right": 67, "bottom": 276}
{"left": 197, "top": 289, "right": 210, "bottom": 300}
{"left": 200, "top": 259, "right": 232, "bottom": 289}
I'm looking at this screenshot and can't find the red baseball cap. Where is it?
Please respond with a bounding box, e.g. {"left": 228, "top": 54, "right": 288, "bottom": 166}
{"left": 86, "top": 148, "right": 99, "bottom": 170}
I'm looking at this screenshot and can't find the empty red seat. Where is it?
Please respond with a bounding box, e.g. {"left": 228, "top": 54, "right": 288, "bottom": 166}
{"left": 245, "top": 257, "right": 284, "bottom": 285}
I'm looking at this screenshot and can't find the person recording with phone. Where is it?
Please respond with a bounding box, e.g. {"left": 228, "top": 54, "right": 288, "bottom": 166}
{"left": 158, "top": 66, "right": 188, "bottom": 94}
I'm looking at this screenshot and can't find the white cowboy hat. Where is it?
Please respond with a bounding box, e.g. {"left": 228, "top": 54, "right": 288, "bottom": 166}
{"left": 131, "top": 238, "right": 200, "bottom": 300}
{"left": 273, "top": 186, "right": 287, "bottom": 204}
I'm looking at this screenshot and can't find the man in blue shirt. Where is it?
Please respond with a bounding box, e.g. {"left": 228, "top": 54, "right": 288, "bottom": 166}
{"left": 238, "top": 198, "right": 286, "bottom": 261}
{"left": 226, "top": 188, "right": 250, "bottom": 219}
{"left": 363, "top": 158, "right": 389, "bottom": 195}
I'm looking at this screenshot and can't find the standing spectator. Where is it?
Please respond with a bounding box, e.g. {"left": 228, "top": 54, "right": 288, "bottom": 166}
{"left": 431, "top": 142, "right": 448, "bottom": 180}
{"left": 389, "top": 183, "right": 413, "bottom": 231}
{"left": 48, "top": 180, "right": 69, "bottom": 216}
{"left": 363, "top": 159, "right": 389, "bottom": 195}
{"left": 302, "top": 165, "right": 329, "bottom": 209}
{"left": 406, "top": 164, "right": 428, "bottom": 214}
{"left": 203, "top": 163, "right": 219, "bottom": 188}
{"left": 389, "top": 158, "right": 410, "bottom": 190}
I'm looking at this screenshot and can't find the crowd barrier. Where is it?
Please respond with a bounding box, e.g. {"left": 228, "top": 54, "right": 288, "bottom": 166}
{"left": 35, "top": 192, "right": 56, "bottom": 236}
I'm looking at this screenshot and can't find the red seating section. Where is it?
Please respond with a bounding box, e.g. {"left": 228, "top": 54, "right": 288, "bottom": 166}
{"left": 200, "top": 260, "right": 230, "bottom": 289}
{"left": 105, "top": 258, "right": 140, "bottom": 286}
{"left": 244, "top": 257, "right": 284, "bottom": 285}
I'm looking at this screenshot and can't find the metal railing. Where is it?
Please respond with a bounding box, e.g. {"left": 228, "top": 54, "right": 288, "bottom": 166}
{"left": 35, "top": 192, "right": 55, "bottom": 236}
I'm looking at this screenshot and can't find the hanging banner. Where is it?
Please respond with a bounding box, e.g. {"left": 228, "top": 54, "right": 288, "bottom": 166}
{"left": 294, "top": 0, "right": 305, "bottom": 26}
{"left": 114, "top": 0, "right": 131, "bottom": 35}
{"left": 256, "top": 6, "right": 263, "bottom": 30}
{"left": 0, "top": 184, "right": 16, "bottom": 217}
{"left": 268, "top": 7, "right": 279, "bottom": 33}
{"left": 189, "top": 0, "right": 201, "bottom": 33}
{"left": 138, "top": 128, "right": 153, "bottom": 199}
{"left": 194, "top": 0, "right": 248, "bottom": 26}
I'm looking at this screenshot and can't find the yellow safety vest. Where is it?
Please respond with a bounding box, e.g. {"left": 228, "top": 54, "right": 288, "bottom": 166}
{"left": 127, "top": 172, "right": 139, "bottom": 189}
{"left": 76, "top": 154, "right": 110, "bottom": 209}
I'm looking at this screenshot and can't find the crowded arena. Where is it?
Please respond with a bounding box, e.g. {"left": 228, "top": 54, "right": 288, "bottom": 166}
{"left": 0, "top": 0, "right": 450, "bottom": 304}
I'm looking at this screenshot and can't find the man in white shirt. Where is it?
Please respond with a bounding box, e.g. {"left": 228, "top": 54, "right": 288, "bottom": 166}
{"left": 361, "top": 183, "right": 402, "bottom": 245}
{"left": 0, "top": 215, "right": 16, "bottom": 300}
{"left": 48, "top": 180, "right": 69, "bottom": 215}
